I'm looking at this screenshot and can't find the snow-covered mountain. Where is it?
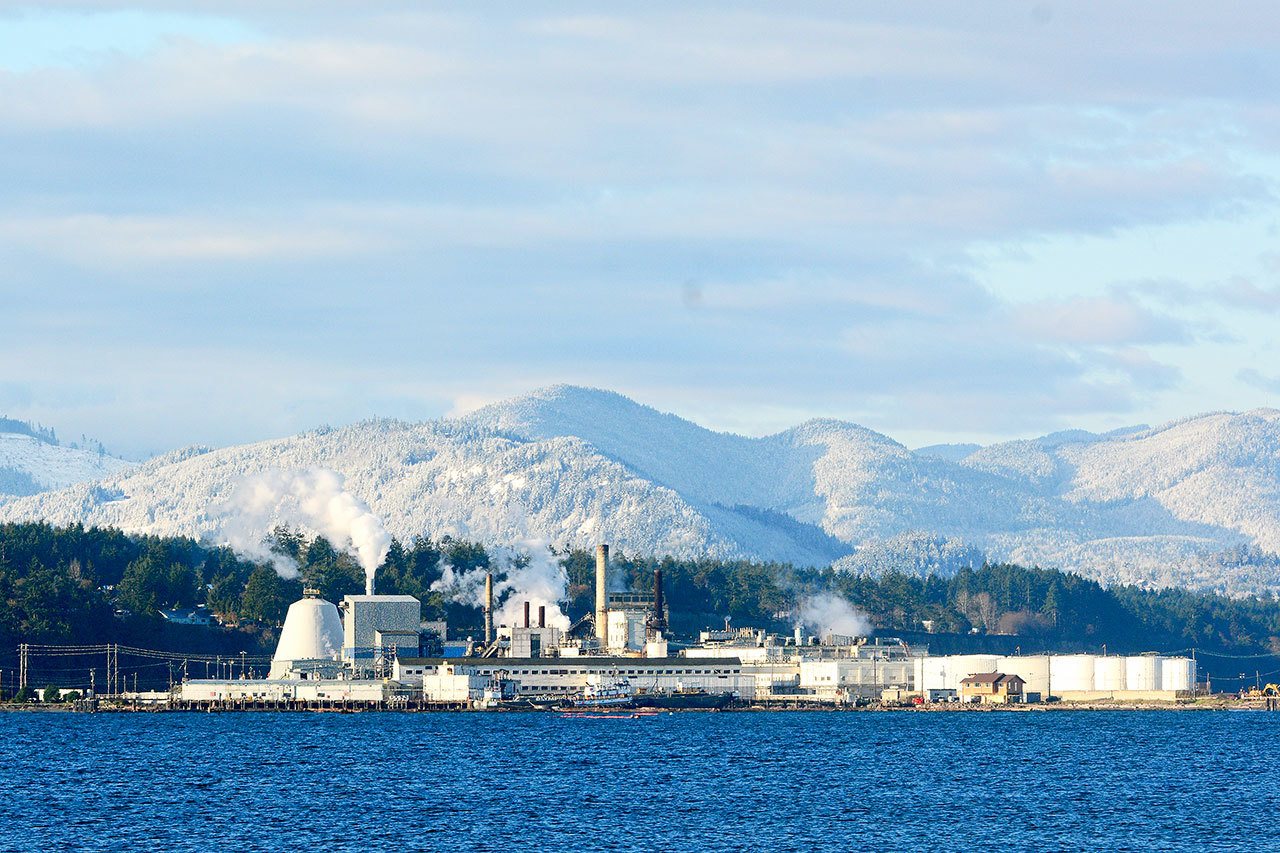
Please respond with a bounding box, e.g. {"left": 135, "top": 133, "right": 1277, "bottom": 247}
{"left": 2, "top": 386, "right": 1279, "bottom": 595}
{"left": 0, "top": 431, "right": 133, "bottom": 497}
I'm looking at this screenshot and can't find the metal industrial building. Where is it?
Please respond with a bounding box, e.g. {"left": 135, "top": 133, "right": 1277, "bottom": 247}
{"left": 394, "top": 656, "right": 751, "bottom": 702}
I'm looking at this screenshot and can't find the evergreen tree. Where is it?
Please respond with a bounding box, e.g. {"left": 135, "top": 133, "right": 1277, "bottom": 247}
{"left": 241, "top": 566, "right": 289, "bottom": 625}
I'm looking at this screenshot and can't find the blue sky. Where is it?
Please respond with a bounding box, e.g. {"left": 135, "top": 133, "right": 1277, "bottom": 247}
{"left": 1, "top": 2, "right": 1279, "bottom": 459}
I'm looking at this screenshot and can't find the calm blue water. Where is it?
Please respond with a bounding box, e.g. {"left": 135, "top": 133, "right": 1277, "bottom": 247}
{"left": 3, "top": 710, "right": 1278, "bottom": 851}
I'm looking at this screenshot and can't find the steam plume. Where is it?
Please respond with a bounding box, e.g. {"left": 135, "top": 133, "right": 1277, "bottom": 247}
{"left": 218, "top": 468, "right": 392, "bottom": 592}
{"left": 431, "top": 539, "right": 570, "bottom": 631}
{"left": 796, "top": 594, "right": 871, "bottom": 638}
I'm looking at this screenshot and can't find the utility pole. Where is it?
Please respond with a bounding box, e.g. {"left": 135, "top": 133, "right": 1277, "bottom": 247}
{"left": 19, "top": 643, "right": 27, "bottom": 690}
{"left": 90, "top": 669, "right": 95, "bottom": 699}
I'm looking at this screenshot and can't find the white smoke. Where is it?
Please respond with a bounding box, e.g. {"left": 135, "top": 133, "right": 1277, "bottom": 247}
{"left": 431, "top": 539, "right": 570, "bottom": 631}
{"left": 217, "top": 468, "right": 392, "bottom": 590}
{"left": 797, "top": 594, "right": 871, "bottom": 638}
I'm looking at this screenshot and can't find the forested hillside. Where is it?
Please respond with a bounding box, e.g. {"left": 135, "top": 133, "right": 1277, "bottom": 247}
{"left": 2, "top": 523, "right": 1278, "bottom": 675}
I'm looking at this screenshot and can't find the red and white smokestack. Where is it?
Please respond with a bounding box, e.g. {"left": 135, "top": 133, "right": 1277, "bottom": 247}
{"left": 595, "top": 544, "right": 609, "bottom": 647}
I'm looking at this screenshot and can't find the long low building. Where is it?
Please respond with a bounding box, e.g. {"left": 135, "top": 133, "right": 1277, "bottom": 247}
{"left": 394, "top": 656, "right": 753, "bottom": 700}
{"left": 179, "top": 678, "right": 393, "bottom": 704}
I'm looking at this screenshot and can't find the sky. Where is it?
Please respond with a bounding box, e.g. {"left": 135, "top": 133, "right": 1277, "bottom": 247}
{"left": 2, "top": 2, "right": 1279, "bottom": 459}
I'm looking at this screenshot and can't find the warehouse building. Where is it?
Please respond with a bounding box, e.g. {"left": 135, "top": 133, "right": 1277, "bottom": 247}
{"left": 395, "top": 656, "right": 751, "bottom": 700}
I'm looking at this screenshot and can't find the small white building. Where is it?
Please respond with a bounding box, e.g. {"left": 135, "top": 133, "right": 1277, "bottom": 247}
{"left": 421, "top": 665, "right": 494, "bottom": 703}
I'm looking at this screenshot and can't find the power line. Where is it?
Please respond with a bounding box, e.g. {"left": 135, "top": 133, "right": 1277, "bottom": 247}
{"left": 1172, "top": 648, "right": 1280, "bottom": 660}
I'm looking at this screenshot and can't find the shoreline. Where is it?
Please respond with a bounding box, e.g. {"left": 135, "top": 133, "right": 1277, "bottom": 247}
{"left": 2, "top": 697, "right": 1273, "bottom": 714}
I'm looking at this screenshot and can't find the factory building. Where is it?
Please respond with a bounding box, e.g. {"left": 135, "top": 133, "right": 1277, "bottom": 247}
{"left": 501, "top": 602, "right": 563, "bottom": 658}
{"left": 682, "top": 629, "right": 922, "bottom": 702}
{"left": 915, "top": 653, "right": 1197, "bottom": 701}
{"left": 341, "top": 594, "right": 422, "bottom": 665}
{"left": 605, "top": 597, "right": 652, "bottom": 653}
{"left": 394, "top": 656, "right": 751, "bottom": 701}
{"left": 586, "top": 545, "right": 670, "bottom": 654}
{"left": 799, "top": 657, "right": 915, "bottom": 701}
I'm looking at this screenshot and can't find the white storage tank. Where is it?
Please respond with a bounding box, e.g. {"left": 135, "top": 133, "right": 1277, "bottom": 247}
{"left": 1049, "top": 655, "right": 1096, "bottom": 694}
{"left": 1094, "top": 656, "right": 1126, "bottom": 691}
{"left": 947, "top": 655, "right": 999, "bottom": 691}
{"left": 1160, "top": 657, "right": 1195, "bottom": 692}
{"left": 1126, "top": 655, "right": 1162, "bottom": 691}
{"left": 997, "top": 655, "right": 1051, "bottom": 697}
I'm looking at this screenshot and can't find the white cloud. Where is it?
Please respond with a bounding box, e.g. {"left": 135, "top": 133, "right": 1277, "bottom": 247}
{"left": 1011, "top": 296, "right": 1189, "bottom": 346}
{"left": 0, "top": 213, "right": 382, "bottom": 263}
{"left": 1239, "top": 368, "right": 1280, "bottom": 394}
{"left": 2, "top": 2, "right": 1279, "bottom": 451}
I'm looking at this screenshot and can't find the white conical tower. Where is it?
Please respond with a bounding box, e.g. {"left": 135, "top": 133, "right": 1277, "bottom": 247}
{"left": 269, "top": 589, "right": 344, "bottom": 679}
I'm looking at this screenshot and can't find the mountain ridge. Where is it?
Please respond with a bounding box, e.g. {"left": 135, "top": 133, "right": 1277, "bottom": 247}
{"left": 2, "top": 387, "right": 1279, "bottom": 595}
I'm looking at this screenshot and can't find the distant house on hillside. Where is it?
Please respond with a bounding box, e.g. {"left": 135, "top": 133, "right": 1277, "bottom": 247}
{"left": 157, "top": 608, "right": 214, "bottom": 627}
{"left": 959, "top": 672, "right": 1025, "bottom": 705}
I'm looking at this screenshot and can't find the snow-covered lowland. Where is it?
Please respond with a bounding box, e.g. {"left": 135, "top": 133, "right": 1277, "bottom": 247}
{"left": 2, "top": 386, "right": 1280, "bottom": 595}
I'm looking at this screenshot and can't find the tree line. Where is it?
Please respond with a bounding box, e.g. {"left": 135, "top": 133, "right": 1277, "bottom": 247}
{"left": 2, "top": 522, "right": 1279, "bottom": 661}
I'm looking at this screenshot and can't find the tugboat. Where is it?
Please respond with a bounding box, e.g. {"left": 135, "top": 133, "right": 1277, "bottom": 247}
{"left": 570, "top": 678, "right": 634, "bottom": 709}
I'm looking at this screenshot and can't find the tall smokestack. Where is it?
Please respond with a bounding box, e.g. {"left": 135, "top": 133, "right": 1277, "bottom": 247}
{"left": 366, "top": 571, "right": 374, "bottom": 596}
{"left": 538, "top": 605, "right": 546, "bottom": 629}
{"left": 483, "top": 571, "right": 494, "bottom": 645}
{"left": 651, "top": 567, "right": 667, "bottom": 635}
{"left": 524, "top": 600, "right": 531, "bottom": 629}
{"left": 595, "top": 544, "right": 609, "bottom": 648}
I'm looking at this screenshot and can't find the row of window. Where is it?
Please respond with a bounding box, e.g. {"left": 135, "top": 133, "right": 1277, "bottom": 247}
{"left": 500, "top": 668, "right": 732, "bottom": 676}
